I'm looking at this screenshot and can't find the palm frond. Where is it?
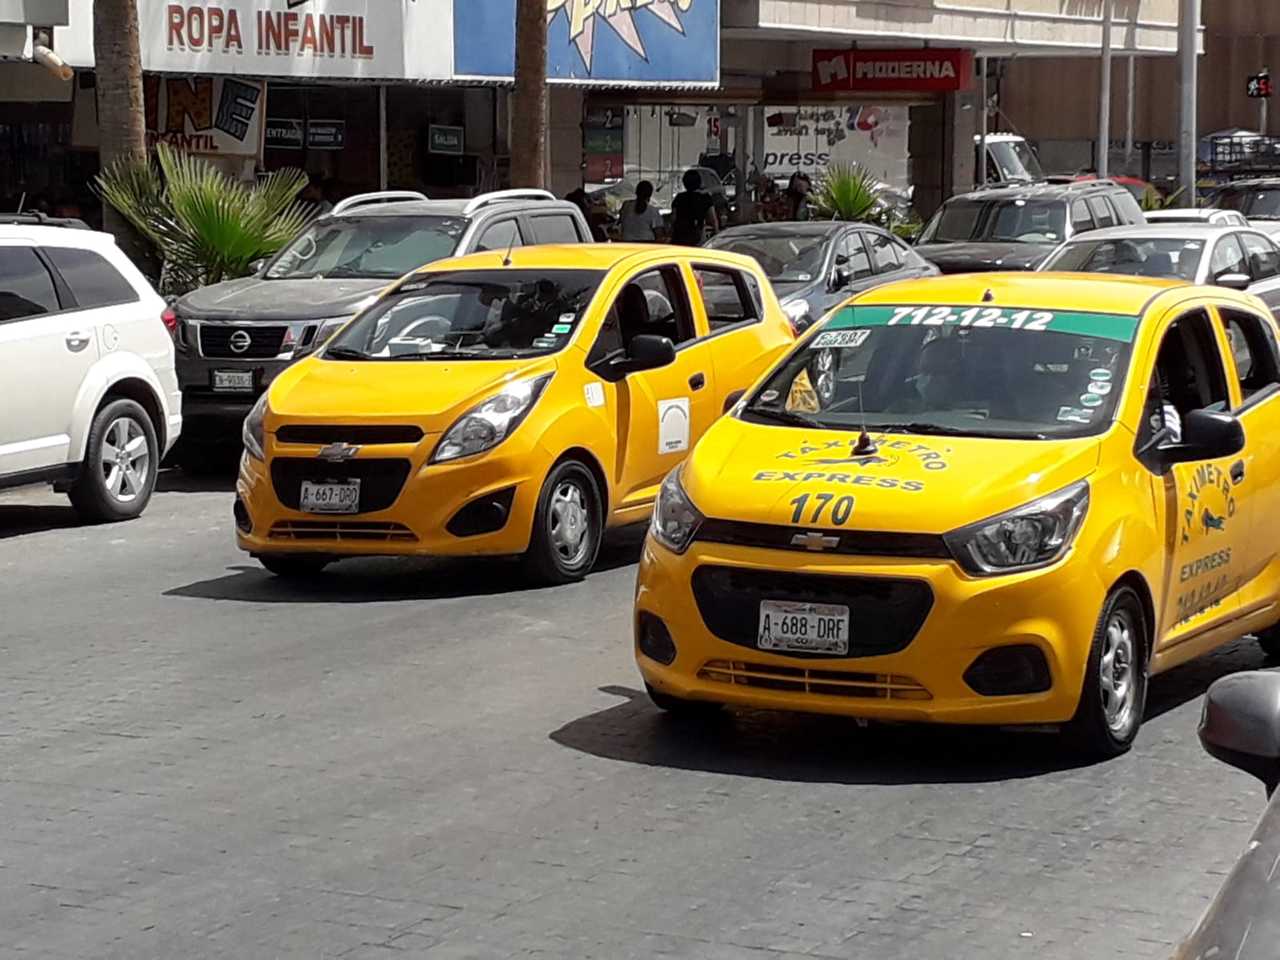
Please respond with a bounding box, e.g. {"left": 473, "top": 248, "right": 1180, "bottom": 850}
{"left": 813, "top": 163, "right": 883, "bottom": 223}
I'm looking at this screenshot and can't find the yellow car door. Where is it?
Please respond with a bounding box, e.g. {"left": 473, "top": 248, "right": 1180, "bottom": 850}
{"left": 588, "top": 261, "right": 718, "bottom": 516}
{"left": 1140, "top": 304, "right": 1248, "bottom": 656}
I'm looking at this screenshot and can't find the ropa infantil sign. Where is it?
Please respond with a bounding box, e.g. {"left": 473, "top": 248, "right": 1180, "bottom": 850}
{"left": 812, "top": 48, "right": 974, "bottom": 93}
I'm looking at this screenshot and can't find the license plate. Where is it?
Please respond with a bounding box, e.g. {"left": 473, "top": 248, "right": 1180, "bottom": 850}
{"left": 299, "top": 480, "right": 361, "bottom": 514}
{"left": 757, "top": 600, "right": 850, "bottom": 655}
{"left": 212, "top": 369, "right": 254, "bottom": 392}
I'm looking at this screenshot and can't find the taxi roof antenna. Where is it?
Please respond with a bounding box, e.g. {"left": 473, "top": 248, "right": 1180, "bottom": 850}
{"left": 852, "top": 379, "right": 876, "bottom": 455}
{"left": 501, "top": 229, "right": 517, "bottom": 267}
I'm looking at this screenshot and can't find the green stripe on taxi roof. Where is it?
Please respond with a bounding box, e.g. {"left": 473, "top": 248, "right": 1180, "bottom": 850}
{"left": 825, "top": 305, "right": 1141, "bottom": 343}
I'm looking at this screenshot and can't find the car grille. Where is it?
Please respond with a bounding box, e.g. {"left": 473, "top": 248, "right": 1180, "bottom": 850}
{"left": 696, "top": 519, "right": 951, "bottom": 559}
{"left": 269, "top": 458, "right": 412, "bottom": 513}
{"left": 691, "top": 565, "right": 933, "bottom": 658}
{"left": 698, "top": 659, "right": 932, "bottom": 700}
{"left": 199, "top": 324, "right": 288, "bottom": 359}
{"left": 276, "top": 425, "right": 425, "bottom": 445}
{"left": 268, "top": 520, "right": 417, "bottom": 542}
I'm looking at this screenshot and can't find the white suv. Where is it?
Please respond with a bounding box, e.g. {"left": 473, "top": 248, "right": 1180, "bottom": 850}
{"left": 0, "top": 218, "right": 182, "bottom": 521}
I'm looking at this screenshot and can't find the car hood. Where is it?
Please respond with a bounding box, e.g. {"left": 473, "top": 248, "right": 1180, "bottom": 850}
{"left": 773, "top": 278, "right": 823, "bottom": 301}
{"left": 914, "top": 242, "right": 1055, "bottom": 274}
{"left": 265, "top": 353, "right": 557, "bottom": 434}
{"left": 176, "top": 276, "right": 390, "bottom": 322}
{"left": 683, "top": 417, "right": 1100, "bottom": 534}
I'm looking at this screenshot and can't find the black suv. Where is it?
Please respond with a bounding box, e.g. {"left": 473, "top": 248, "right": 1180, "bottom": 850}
{"left": 915, "top": 179, "right": 1146, "bottom": 274}
{"left": 170, "top": 189, "right": 591, "bottom": 457}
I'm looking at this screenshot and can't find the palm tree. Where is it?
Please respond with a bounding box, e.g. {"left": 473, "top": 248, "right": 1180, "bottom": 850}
{"left": 92, "top": 0, "right": 146, "bottom": 240}
{"left": 812, "top": 163, "right": 885, "bottom": 223}
{"left": 510, "top": 0, "right": 547, "bottom": 187}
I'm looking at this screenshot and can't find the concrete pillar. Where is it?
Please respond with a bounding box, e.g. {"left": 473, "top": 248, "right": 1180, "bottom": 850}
{"left": 547, "top": 86, "right": 585, "bottom": 198}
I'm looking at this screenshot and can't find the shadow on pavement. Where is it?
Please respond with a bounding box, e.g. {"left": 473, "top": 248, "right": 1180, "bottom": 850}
{"left": 156, "top": 467, "right": 238, "bottom": 494}
{"left": 163, "top": 527, "right": 646, "bottom": 604}
{"left": 0, "top": 503, "right": 84, "bottom": 540}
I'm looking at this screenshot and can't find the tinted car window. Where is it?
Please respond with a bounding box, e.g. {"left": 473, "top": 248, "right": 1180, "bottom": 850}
{"left": 1217, "top": 186, "right": 1280, "bottom": 219}
{"left": 920, "top": 200, "right": 983, "bottom": 243}
{"left": 1222, "top": 309, "right": 1280, "bottom": 399}
{"left": 268, "top": 215, "right": 466, "bottom": 280}
{"left": 0, "top": 246, "right": 59, "bottom": 321}
{"left": 868, "top": 233, "right": 902, "bottom": 272}
{"left": 985, "top": 199, "right": 1066, "bottom": 242}
{"left": 475, "top": 219, "right": 524, "bottom": 252}
{"left": 327, "top": 269, "right": 603, "bottom": 360}
{"left": 44, "top": 247, "right": 138, "bottom": 308}
{"left": 839, "top": 233, "right": 874, "bottom": 279}
{"left": 528, "top": 215, "right": 581, "bottom": 245}
{"left": 694, "top": 267, "right": 759, "bottom": 330}
{"left": 1087, "top": 197, "right": 1117, "bottom": 228}
{"left": 1071, "top": 201, "right": 1095, "bottom": 234}
{"left": 706, "top": 232, "right": 828, "bottom": 282}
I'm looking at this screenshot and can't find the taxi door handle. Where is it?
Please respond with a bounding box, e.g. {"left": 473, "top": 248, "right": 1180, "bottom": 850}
{"left": 1231, "top": 460, "right": 1246, "bottom": 485}
{"left": 689, "top": 372, "right": 706, "bottom": 391}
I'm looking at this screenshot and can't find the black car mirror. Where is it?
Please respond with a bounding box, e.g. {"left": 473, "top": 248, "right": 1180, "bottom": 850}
{"left": 595, "top": 334, "right": 676, "bottom": 382}
{"left": 1159, "top": 409, "right": 1245, "bottom": 464}
{"left": 1215, "top": 271, "right": 1252, "bottom": 291}
{"left": 1200, "top": 671, "right": 1280, "bottom": 796}
{"left": 830, "top": 266, "right": 854, "bottom": 290}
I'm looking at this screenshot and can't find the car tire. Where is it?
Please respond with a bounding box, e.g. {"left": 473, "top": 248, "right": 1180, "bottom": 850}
{"left": 1255, "top": 624, "right": 1280, "bottom": 660}
{"left": 522, "top": 460, "right": 603, "bottom": 585}
{"left": 68, "top": 398, "right": 159, "bottom": 523}
{"left": 646, "top": 683, "right": 723, "bottom": 719}
{"left": 1063, "top": 585, "right": 1148, "bottom": 759}
{"left": 258, "top": 554, "right": 332, "bottom": 578}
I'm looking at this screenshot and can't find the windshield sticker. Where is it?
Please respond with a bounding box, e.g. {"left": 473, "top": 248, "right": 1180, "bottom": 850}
{"left": 658, "top": 398, "right": 691, "bottom": 454}
{"left": 1089, "top": 368, "right": 1113, "bottom": 382}
{"left": 826, "top": 305, "right": 1141, "bottom": 343}
{"left": 752, "top": 470, "right": 925, "bottom": 492}
{"left": 552, "top": 323, "right": 573, "bottom": 335}
{"left": 777, "top": 437, "right": 949, "bottom": 471}
{"left": 760, "top": 389, "right": 780, "bottom": 404}
{"left": 1086, "top": 381, "right": 1113, "bottom": 396}
{"left": 810, "top": 329, "right": 871, "bottom": 350}
{"left": 558, "top": 313, "right": 576, "bottom": 325}
{"left": 1057, "top": 406, "right": 1094, "bottom": 424}
{"left": 583, "top": 382, "right": 605, "bottom": 408}
{"left": 1079, "top": 393, "right": 1104, "bottom": 408}
{"left": 532, "top": 336, "right": 559, "bottom": 349}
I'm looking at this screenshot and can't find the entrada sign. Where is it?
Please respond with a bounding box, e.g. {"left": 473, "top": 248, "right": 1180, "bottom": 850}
{"left": 812, "top": 49, "right": 974, "bottom": 93}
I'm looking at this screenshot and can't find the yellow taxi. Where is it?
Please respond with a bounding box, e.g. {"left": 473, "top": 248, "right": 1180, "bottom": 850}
{"left": 635, "top": 272, "right": 1280, "bottom": 755}
{"left": 234, "top": 244, "right": 795, "bottom": 583}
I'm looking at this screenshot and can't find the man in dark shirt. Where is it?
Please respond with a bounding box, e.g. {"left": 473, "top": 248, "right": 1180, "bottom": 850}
{"left": 670, "top": 169, "right": 720, "bottom": 245}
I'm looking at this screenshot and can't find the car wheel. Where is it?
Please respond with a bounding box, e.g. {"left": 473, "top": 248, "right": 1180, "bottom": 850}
{"left": 646, "top": 683, "right": 723, "bottom": 719}
{"left": 1063, "top": 586, "right": 1148, "bottom": 758}
{"left": 68, "top": 399, "right": 159, "bottom": 522}
{"left": 809, "top": 348, "right": 839, "bottom": 405}
{"left": 522, "top": 460, "right": 603, "bottom": 585}
{"left": 1255, "top": 624, "right": 1280, "bottom": 660}
{"left": 257, "top": 554, "right": 332, "bottom": 578}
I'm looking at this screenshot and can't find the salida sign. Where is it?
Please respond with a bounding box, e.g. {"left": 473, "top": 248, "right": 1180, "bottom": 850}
{"left": 812, "top": 49, "right": 973, "bottom": 94}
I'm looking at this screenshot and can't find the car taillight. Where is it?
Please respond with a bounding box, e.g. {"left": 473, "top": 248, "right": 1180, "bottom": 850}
{"left": 161, "top": 307, "right": 179, "bottom": 337}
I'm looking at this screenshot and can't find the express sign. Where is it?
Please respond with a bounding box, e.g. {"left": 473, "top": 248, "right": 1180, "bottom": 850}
{"left": 812, "top": 49, "right": 973, "bottom": 94}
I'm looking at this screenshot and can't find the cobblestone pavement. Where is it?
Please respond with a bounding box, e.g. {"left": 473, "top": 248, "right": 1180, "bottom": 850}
{"left": 0, "top": 476, "right": 1270, "bottom": 959}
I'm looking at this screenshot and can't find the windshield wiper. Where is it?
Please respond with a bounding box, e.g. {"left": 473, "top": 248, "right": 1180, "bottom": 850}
{"left": 744, "top": 407, "right": 829, "bottom": 430}
{"left": 871, "top": 421, "right": 1048, "bottom": 440}
{"left": 325, "top": 345, "right": 370, "bottom": 361}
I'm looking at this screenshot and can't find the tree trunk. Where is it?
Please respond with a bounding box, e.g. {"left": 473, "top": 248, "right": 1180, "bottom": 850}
{"left": 510, "top": 0, "right": 547, "bottom": 188}
{"left": 93, "top": 0, "right": 146, "bottom": 243}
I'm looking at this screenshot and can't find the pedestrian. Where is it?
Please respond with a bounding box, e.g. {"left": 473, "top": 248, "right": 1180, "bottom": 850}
{"left": 785, "top": 172, "right": 813, "bottom": 221}
{"left": 566, "top": 188, "right": 609, "bottom": 242}
{"left": 669, "top": 168, "right": 719, "bottom": 246}
{"left": 619, "top": 180, "right": 665, "bottom": 242}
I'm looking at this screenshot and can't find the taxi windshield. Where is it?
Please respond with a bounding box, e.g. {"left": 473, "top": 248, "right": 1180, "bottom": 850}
{"left": 742, "top": 304, "right": 1138, "bottom": 439}
{"left": 326, "top": 269, "right": 605, "bottom": 360}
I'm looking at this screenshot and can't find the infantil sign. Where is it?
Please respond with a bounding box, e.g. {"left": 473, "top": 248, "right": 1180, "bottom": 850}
{"left": 812, "top": 49, "right": 973, "bottom": 94}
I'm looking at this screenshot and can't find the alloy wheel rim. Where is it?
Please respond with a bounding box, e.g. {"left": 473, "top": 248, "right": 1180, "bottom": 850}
{"left": 100, "top": 417, "right": 150, "bottom": 504}
{"left": 1099, "top": 608, "right": 1138, "bottom": 736}
{"left": 548, "top": 480, "right": 591, "bottom": 566}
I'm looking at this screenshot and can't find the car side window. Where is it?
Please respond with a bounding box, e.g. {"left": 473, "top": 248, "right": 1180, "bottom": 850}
{"left": 1139, "top": 309, "right": 1232, "bottom": 449}
{"left": 1221, "top": 308, "right": 1280, "bottom": 401}
{"left": 1240, "top": 232, "right": 1280, "bottom": 280}
{"left": 528, "top": 215, "right": 581, "bottom": 245}
{"left": 44, "top": 247, "right": 139, "bottom": 309}
{"left": 692, "top": 266, "right": 760, "bottom": 331}
{"left": 1210, "top": 235, "right": 1249, "bottom": 280}
{"left": 1110, "top": 189, "right": 1145, "bottom": 225}
{"left": 839, "top": 233, "right": 874, "bottom": 279}
{"left": 1087, "top": 196, "right": 1117, "bottom": 229}
{"left": 612, "top": 266, "right": 695, "bottom": 349}
{"left": 1070, "top": 200, "right": 1095, "bottom": 234}
{"left": 0, "top": 246, "right": 60, "bottom": 322}
{"left": 474, "top": 219, "right": 523, "bottom": 252}
{"left": 868, "top": 232, "right": 902, "bottom": 273}
{"left": 741, "top": 271, "right": 765, "bottom": 315}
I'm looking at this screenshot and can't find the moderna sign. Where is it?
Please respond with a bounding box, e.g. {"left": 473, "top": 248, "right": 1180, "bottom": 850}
{"left": 812, "top": 49, "right": 973, "bottom": 94}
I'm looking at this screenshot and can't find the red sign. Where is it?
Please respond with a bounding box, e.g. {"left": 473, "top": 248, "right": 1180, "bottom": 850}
{"left": 812, "top": 49, "right": 974, "bottom": 94}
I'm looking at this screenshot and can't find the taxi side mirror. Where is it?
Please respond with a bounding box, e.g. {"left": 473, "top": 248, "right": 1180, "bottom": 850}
{"left": 595, "top": 334, "right": 676, "bottom": 382}
{"left": 1159, "top": 409, "right": 1245, "bottom": 465}
{"left": 1200, "top": 671, "right": 1280, "bottom": 796}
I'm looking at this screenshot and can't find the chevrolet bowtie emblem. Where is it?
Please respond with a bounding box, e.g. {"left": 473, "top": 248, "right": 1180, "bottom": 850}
{"left": 317, "top": 442, "right": 360, "bottom": 462}
{"left": 791, "top": 530, "right": 839, "bottom": 552}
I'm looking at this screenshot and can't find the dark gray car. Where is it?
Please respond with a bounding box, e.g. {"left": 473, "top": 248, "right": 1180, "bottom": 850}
{"left": 171, "top": 189, "right": 591, "bottom": 454}
{"left": 705, "top": 221, "right": 937, "bottom": 333}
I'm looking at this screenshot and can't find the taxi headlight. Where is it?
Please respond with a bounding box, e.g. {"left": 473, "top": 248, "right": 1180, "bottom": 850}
{"left": 242, "top": 392, "right": 268, "bottom": 461}
{"left": 651, "top": 467, "right": 703, "bottom": 554}
{"left": 431, "top": 374, "right": 551, "bottom": 464}
{"left": 944, "top": 481, "right": 1089, "bottom": 576}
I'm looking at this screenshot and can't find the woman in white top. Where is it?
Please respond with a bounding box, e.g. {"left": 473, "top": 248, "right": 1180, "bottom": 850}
{"left": 619, "top": 180, "right": 666, "bottom": 242}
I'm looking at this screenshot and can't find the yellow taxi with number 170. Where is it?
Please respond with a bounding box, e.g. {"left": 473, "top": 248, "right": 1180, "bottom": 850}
{"left": 234, "top": 244, "right": 795, "bottom": 583}
{"left": 636, "top": 272, "right": 1280, "bottom": 756}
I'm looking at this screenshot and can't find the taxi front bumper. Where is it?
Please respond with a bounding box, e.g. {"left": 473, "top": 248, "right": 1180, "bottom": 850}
{"left": 234, "top": 440, "right": 545, "bottom": 558}
{"left": 634, "top": 535, "right": 1108, "bottom": 726}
